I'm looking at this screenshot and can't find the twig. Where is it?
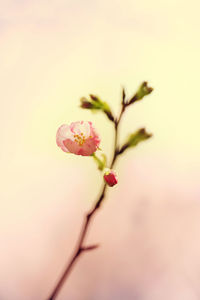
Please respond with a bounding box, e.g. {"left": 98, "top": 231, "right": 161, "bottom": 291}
{"left": 46, "top": 101, "right": 127, "bottom": 300}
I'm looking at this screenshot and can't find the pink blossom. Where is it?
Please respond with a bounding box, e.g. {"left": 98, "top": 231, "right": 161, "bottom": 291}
{"left": 56, "top": 121, "right": 100, "bottom": 156}
{"left": 104, "top": 169, "right": 118, "bottom": 187}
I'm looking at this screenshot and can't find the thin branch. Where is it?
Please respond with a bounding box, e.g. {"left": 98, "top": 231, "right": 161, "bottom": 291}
{"left": 46, "top": 100, "right": 128, "bottom": 300}
{"left": 81, "top": 244, "right": 99, "bottom": 251}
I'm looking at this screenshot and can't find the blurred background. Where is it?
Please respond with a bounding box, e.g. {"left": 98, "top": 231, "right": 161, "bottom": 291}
{"left": 0, "top": 0, "right": 200, "bottom": 299}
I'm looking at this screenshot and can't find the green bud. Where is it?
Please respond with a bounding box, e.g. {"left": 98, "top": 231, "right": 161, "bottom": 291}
{"left": 128, "top": 82, "right": 153, "bottom": 104}
{"left": 80, "top": 94, "right": 115, "bottom": 122}
{"left": 118, "top": 128, "right": 152, "bottom": 154}
{"left": 89, "top": 94, "right": 99, "bottom": 102}
{"left": 80, "top": 97, "right": 93, "bottom": 109}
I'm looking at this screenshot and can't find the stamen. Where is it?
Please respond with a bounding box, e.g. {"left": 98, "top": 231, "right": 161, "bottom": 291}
{"left": 74, "top": 133, "right": 86, "bottom": 146}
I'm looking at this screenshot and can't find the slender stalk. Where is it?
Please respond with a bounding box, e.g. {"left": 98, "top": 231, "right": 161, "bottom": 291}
{"left": 46, "top": 102, "right": 127, "bottom": 300}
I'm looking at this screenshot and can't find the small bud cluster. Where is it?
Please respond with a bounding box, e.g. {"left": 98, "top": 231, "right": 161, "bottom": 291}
{"left": 117, "top": 128, "right": 152, "bottom": 155}
{"left": 127, "top": 81, "right": 153, "bottom": 105}
{"left": 80, "top": 94, "right": 114, "bottom": 122}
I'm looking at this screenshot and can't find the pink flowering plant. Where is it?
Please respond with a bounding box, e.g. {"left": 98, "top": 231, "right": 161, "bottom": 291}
{"left": 47, "top": 82, "right": 153, "bottom": 300}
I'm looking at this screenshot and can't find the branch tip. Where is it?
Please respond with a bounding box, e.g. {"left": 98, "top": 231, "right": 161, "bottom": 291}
{"left": 81, "top": 244, "right": 100, "bottom": 251}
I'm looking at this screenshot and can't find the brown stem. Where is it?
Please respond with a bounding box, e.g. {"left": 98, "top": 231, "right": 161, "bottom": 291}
{"left": 46, "top": 102, "right": 127, "bottom": 300}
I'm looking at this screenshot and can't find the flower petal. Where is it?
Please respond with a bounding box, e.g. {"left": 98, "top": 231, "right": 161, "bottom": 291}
{"left": 56, "top": 124, "right": 74, "bottom": 152}
{"left": 63, "top": 138, "right": 81, "bottom": 155}
{"left": 70, "top": 121, "right": 90, "bottom": 137}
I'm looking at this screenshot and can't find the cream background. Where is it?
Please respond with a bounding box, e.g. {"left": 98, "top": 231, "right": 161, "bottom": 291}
{"left": 0, "top": 0, "right": 200, "bottom": 299}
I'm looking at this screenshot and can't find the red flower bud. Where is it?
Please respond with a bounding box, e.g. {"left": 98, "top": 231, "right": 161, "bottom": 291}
{"left": 104, "top": 169, "right": 118, "bottom": 187}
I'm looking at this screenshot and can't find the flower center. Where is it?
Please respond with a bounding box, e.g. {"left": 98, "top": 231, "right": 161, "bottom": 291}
{"left": 74, "top": 133, "right": 86, "bottom": 146}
